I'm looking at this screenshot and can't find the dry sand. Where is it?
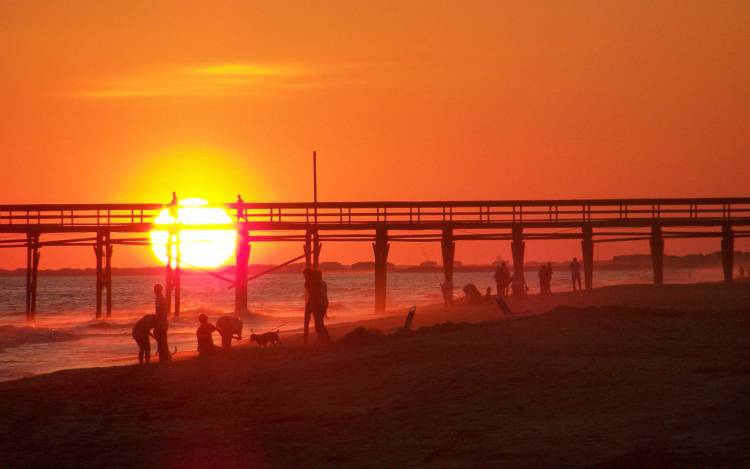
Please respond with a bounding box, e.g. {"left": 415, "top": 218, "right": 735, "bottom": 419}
{"left": 1, "top": 282, "right": 750, "bottom": 468}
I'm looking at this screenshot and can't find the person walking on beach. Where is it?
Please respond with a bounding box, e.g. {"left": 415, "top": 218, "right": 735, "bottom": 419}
{"left": 196, "top": 314, "right": 218, "bottom": 357}
{"left": 216, "top": 315, "right": 244, "bottom": 350}
{"left": 303, "top": 268, "right": 314, "bottom": 344}
{"left": 494, "top": 262, "right": 511, "bottom": 297}
{"left": 313, "top": 270, "right": 331, "bottom": 343}
{"left": 132, "top": 313, "right": 156, "bottom": 364}
{"left": 153, "top": 284, "right": 171, "bottom": 362}
{"left": 570, "top": 257, "right": 582, "bottom": 291}
{"left": 538, "top": 265, "right": 547, "bottom": 295}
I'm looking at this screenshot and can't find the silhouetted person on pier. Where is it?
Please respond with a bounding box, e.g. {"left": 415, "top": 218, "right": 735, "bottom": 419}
{"left": 538, "top": 265, "right": 548, "bottom": 295}
{"left": 494, "top": 262, "right": 511, "bottom": 297}
{"left": 132, "top": 314, "right": 157, "bottom": 364}
{"left": 462, "top": 283, "right": 483, "bottom": 304}
{"left": 216, "top": 315, "right": 244, "bottom": 350}
{"left": 570, "top": 257, "right": 582, "bottom": 291}
{"left": 236, "top": 194, "right": 245, "bottom": 220}
{"left": 196, "top": 313, "right": 218, "bottom": 357}
{"left": 153, "top": 284, "right": 171, "bottom": 362}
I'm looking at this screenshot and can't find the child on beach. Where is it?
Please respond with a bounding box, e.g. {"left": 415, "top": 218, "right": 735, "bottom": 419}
{"left": 132, "top": 314, "right": 157, "bottom": 364}
{"left": 196, "top": 314, "right": 218, "bottom": 357}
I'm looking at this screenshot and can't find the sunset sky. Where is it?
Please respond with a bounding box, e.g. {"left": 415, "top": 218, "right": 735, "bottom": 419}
{"left": 1, "top": 1, "right": 748, "bottom": 269}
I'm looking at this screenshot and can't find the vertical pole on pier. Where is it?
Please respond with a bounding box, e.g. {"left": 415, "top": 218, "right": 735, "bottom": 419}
{"left": 373, "top": 226, "right": 390, "bottom": 313}
{"left": 650, "top": 224, "right": 664, "bottom": 285}
{"left": 312, "top": 230, "right": 322, "bottom": 270}
{"left": 721, "top": 223, "right": 734, "bottom": 283}
{"left": 94, "top": 231, "right": 104, "bottom": 319}
{"left": 511, "top": 225, "right": 525, "bottom": 287}
{"left": 25, "top": 235, "right": 32, "bottom": 320}
{"left": 235, "top": 223, "right": 250, "bottom": 316}
{"left": 26, "top": 233, "right": 40, "bottom": 322}
{"left": 173, "top": 229, "right": 181, "bottom": 317}
{"left": 441, "top": 227, "right": 455, "bottom": 307}
{"left": 104, "top": 232, "right": 113, "bottom": 318}
{"left": 581, "top": 225, "right": 594, "bottom": 290}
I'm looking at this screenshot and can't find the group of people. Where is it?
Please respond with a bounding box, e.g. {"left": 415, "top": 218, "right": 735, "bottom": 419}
{"left": 538, "top": 262, "right": 553, "bottom": 295}
{"left": 131, "top": 283, "right": 244, "bottom": 363}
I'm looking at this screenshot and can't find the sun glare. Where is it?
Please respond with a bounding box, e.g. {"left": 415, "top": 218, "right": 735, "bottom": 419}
{"left": 150, "top": 198, "right": 236, "bottom": 268}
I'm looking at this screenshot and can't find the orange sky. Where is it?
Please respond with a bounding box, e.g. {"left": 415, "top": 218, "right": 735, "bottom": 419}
{"left": 1, "top": 1, "right": 748, "bottom": 269}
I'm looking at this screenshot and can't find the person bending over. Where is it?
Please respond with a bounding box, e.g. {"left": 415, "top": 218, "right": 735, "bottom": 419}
{"left": 132, "top": 313, "right": 157, "bottom": 364}
{"left": 216, "top": 315, "right": 244, "bottom": 350}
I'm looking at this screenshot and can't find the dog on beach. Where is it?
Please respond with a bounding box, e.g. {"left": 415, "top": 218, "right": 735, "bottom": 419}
{"left": 250, "top": 330, "right": 282, "bottom": 348}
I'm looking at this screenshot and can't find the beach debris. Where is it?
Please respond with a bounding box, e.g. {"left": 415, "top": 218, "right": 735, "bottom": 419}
{"left": 337, "top": 327, "right": 386, "bottom": 347}
{"left": 495, "top": 297, "right": 512, "bottom": 316}
{"left": 389, "top": 306, "right": 417, "bottom": 336}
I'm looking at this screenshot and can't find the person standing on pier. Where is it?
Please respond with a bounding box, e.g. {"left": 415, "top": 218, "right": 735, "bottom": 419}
{"left": 570, "top": 257, "right": 582, "bottom": 291}
{"left": 153, "top": 283, "right": 171, "bottom": 362}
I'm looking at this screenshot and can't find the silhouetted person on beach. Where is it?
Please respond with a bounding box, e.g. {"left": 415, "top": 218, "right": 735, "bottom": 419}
{"left": 570, "top": 257, "right": 582, "bottom": 291}
{"left": 196, "top": 313, "right": 218, "bottom": 357}
{"left": 303, "top": 268, "right": 314, "bottom": 344}
{"left": 153, "top": 284, "right": 171, "bottom": 362}
{"left": 494, "top": 262, "right": 511, "bottom": 297}
{"left": 132, "top": 314, "right": 156, "bottom": 364}
{"left": 463, "top": 283, "right": 483, "bottom": 304}
{"left": 236, "top": 194, "right": 245, "bottom": 220}
{"left": 313, "top": 270, "right": 331, "bottom": 343}
{"left": 511, "top": 272, "right": 528, "bottom": 299}
{"left": 538, "top": 265, "right": 548, "bottom": 295}
{"left": 216, "top": 315, "right": 244, "bottom": 350}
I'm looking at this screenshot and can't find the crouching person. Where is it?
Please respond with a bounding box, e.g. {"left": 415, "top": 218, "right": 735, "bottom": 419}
{"left": 196, "top": 314, "right": 218, "bottom": 357}
{"left": 216, "top": 315, "right": 244, "bottom": 351}
{"left": 132, "top": 314, "right": 157, "bottom": 364}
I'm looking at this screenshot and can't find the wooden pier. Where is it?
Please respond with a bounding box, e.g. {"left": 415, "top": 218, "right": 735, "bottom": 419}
{"left": 1, "top": 198, "right": 749, "bottom": 320}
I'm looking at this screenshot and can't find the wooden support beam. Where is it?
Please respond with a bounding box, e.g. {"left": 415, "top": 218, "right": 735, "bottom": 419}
{"left": 581, "top": 225, "right": 594, "bottom": 290}
{"left": 650, "top": 225, "right": 664, "bottom": 285}
{"left": 94, "top": 232, "right": 104, "bottom": 319}
{"left": 721, "top": 223, "right": 734, "bottom": 283}
{"left": 104, "top": 233, "right": 113, "bottom": 318}
{"left": 511, "top": 225, "right": 525, "bottom": 286}
{"left": 26, "top": 233, "right": 40, "bottom": 322}
{"left": 373, "top": 226, "right": 390, "bottom": 313}
{"left": 441, "top": 227, "right": 455, "bottom": 307}
{"left": 173, "top": 230, "right": 181, "bottom": 317}
{"left": 234, "top": 224, "right": 250, "bottom": 316}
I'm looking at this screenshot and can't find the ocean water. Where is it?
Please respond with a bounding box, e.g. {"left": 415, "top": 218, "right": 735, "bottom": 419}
{"left": 0, "top": 267, "right": 724, "bottom": 381}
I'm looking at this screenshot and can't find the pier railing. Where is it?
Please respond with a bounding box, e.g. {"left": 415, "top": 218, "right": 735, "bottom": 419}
{"left": 2, "top": 198, "right": 750, "bottom": 231}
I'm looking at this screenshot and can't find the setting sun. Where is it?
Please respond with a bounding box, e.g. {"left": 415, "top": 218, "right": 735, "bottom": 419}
{"left": 149, "top": 198, "right": 236, "bottom": 268}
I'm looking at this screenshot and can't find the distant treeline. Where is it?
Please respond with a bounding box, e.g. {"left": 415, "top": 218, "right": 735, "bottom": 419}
{"left": 1, "top": 251, "right": 748, "bottom": 277}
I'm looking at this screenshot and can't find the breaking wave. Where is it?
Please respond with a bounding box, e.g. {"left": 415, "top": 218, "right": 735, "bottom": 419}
{"left": 0, "top": 325, "right": 79, "bottom": 351}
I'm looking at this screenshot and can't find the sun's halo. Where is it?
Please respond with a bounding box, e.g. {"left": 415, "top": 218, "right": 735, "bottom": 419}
{"left": 150, "top": 198, "right": 236, "bottom": 268}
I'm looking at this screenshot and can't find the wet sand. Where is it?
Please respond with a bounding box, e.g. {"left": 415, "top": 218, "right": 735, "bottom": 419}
{"left": 1, "top": 282, "right": 749, "bottom": 467}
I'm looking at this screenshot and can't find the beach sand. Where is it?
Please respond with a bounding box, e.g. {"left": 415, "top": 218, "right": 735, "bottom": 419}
{"left": 1, "top": 282, "right": 749, "bottom": 467}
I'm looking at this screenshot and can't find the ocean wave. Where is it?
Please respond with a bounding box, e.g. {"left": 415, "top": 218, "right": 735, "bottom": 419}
{"left": 0, "top": 325, "right": 79, "bottom": 351}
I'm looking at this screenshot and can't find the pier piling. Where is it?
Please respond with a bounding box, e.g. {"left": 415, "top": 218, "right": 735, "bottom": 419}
{"left": 94, "top": 232, "right": 104, "bottom": 319}
{"left": 441, "top": 227, "right": 455, "bottom": 307}
{"left": 104, "top": 234, "right": 112, "bottom": 317}
{"left": 721, "top": 223, "right": 734, "bottom": 283}
{"left": 26, "top": 233, "right": 40, "bottom": 322}
{"left": 511, "top": 226, "right": 525, "bottom": 288}
{"left": 582, "top": 225, "right": 594, "bottom": 290}
{"left": 235, "top": 224, "right": 250, "bottom": 316}
{"left": 650, "top": 225, "right": 664, "bottom": 285}
{"left": 373, "top": 226, "right": 389, "bottom": 312}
